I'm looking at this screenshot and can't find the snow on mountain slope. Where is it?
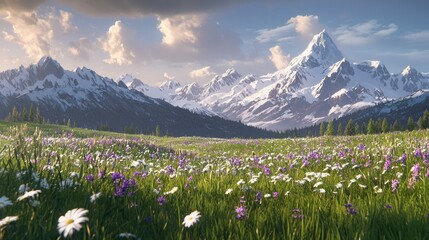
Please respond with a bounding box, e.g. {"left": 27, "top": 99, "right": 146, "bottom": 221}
{"left": 123, "top": 30, "right": 429, "bottom": 131}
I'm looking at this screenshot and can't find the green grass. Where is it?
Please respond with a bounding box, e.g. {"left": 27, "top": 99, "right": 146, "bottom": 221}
{"left": 0, "top": 122, "right": 429, "bottom": 239}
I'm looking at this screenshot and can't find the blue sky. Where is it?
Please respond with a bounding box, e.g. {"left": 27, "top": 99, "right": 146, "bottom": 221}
{"left": 0, "top": 0, "right": 428, "bottom": 85}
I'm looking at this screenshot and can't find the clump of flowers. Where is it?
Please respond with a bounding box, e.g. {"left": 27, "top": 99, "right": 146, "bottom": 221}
{"left": 235, "top": 196, "right": 247, "bottom": 220}
{"left": 292, "top": 208, "right": 303, "bottom": 219}
{"left": 391, "top": 179, "right": 399, "bottom": 192}
{"left": 345, "top": 203, "right": 357, "bottom": 215}
{"left": 111, "top": 172, "right": 137, "bottom": 197}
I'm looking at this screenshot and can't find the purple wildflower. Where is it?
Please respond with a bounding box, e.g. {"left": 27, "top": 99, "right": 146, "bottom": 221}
{"left": 385, "top": 204, "right": 393, "bottom": 209}
{"left": 348, "top": 207, "right": 357, "bottom": 215}
{"left": 292, "top": 209, "right": 303, "bottom": 219}
{"left": 111, "top": 172, "right": 124, "bottom": 182}
{"left": 84, "top": 153, "right": 93, "bottom": 163}
{"left": 263, "top": 165, "right": 271, "bottom": 176}
{"left": 235, "top": 205, "right": 247, "bottom": 220}
{"left": 412, "top": 163, "right": 420, "bottom": 178}
{"left": 273, "top": 192, "right": 279, "bottom": 199}
{"left": 383, "top": 160, "right": 391, "bottom": 172}
{"left": 391, "top": 179, "right": 399, "bottom": 192}
{"left": 358, "top": 143, "right": 366, "bottom": 151}
{"left": 98, "top": 170, "right": 105, "bottom": 179}
{"left": 415, "top": 148, "right": 422, "bottom": 157}
{"left": 157, "top": 195, "right": 166, "bottom": 206}
{"left": 255, "top": 190, "right": 262, "bottom": 203}
{"left": 85, "top": 174, "right": 94, "bottom": 182}
{"left": 233, "top": 158, "right": 241, "bottom": 166}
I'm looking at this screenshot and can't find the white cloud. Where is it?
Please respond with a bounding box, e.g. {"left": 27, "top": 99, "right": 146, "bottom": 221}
{"left": 68, "top": 38, "right": 94, "bottom": 60}
{"left": 288, "top": 15, "right": 322, "bottom": 38}
{"left": 156, "top": 14, "right": 242, "bottom": 61}
{"left": 256, "top": 15, "right": 322, "bottom": 43}
{"left": 2, "top": 11, "right": 54, "bottom": 60}
{"left": 163, "top": 72, "right": 175, "bottom": 80}
{"left": 99, "top": 20, "right": 136, "bottom": 65}
{"left": 59, "top": 10, "right": 74, "bottom": 32}
{"left": 158, "top": 15, "right": 202, "bottom": 46}
{"left": 190, "top": 66, "right": 215, "bottom": 78}
{"left": 403, "top": 30, "right": 429, "bottom": 42}
{"left": 333, "top": 20, "right": 398, "bottom": 45}
{"left": 269, "top": 45, "right": 291, "bottom": 70}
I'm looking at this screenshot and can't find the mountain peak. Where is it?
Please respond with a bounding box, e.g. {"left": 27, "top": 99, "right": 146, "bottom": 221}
{"left": 292, "top": 30, "right": 343, "bottom": 68}
{"left": 160, "top": 80, "right": 181, "bottom": 90}
{"left": 36, "top": 56, "right": 64, "bottom": 79}
{"left": 402, "top": 65, "right": 417, "bottom": 75}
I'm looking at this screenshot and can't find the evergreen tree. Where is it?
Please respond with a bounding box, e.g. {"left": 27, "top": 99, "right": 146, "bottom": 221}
{"left": 381, "top": 118, "right": 389, "bottom": 133}
{"left": 11, "top": 106, "right": 19, "bottom": 122}
{"left": 319, "top": 122, "right": 325, "bottom": 136}
{"left": 367, "top": 118, "right": 376, "bottom": 134}
{"left": 337, "top": 123, "right": 343, "bottom": 136}
{"left": 21, "top": 107, "right": 28, "bottom": 122}
{"left": 392, "top": 120, "right": 400, "bottom": 132}
{"left": 376, "top": 118, "right": 383, "bottom": 133}
{"left": 361, "top": 122, "right": 367, "bottom": 135}
{"left": 35, "top": 108, "right": 42, "bottom": 124}
{"left": 422, "top": 110, "right": 429, "bottom": 129}
{"left": 407, "top": 117, "right": 415, "bottom": 131}
{"left": 355, "top": 122, "right": 360, "bottom": 134}
{"left": 418, "top": 117, "right": 424, "bottom": 130}
{"left": 29, "top": 104, "right": 35, "bottom": 122}
{"left": 155, "top": 125, "right": 161, "bottom": 137}
{"left": 325, "top": 121, "right": 334, "bottom": 136}
{"left": 345, "top": 119, "right": 355, "bottom": 136}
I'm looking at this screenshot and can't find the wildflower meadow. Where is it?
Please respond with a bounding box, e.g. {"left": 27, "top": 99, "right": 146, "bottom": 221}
{"left": 1, "top": 123, "right": 429, "bottom": 239}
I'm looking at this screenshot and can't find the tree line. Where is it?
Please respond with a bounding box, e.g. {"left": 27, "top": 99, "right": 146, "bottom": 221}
{"left": 283, "top": 109, "right": 429, "bottom": 138}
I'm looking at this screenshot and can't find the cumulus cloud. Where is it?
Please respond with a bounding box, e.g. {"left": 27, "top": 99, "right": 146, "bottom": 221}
{"left": 257, "top": 15, "right": 322, "bottom": 43}
{"left": 333, "top": 20, "right": 398, "bottom": 45}
{"left": 68, "top": 38, "right": 94, "bottom": 60}
{"left": 0, "top": 0, "right": 45, "bottom": 12}
{"left": 269, "top": 45, "right": 291, "bottom": 70}
{"left": 156, "top": 14, "right": 242, "bottom": 61}
{"left": 288, "top": 15, "right": 322, "bottom": 38}
{"left": 190, "top": 66, "right": 215, "bottom": 78}
{"left": 2, "top": 9, "right": 77, "bottom": 60}
{"left": 99, "top": 20, "right": 136, "bottom": 65}
{"left": 59, "top": 10, "right": 74, "bottom": 32}
{"left": 163, "top": 72, "right": 175, "bottom": 80}
{"left": 58, "top": 0, "right": 286, "bottom": 17}
{"left": 2, "top": 11, "right": 53, "bottom": 60}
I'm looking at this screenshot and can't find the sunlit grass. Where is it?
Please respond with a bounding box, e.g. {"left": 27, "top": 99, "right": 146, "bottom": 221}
{"left": 1, "top": 123, "right": 429, "bottom": 239}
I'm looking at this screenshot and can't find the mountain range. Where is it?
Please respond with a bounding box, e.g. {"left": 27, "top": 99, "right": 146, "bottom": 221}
{"left": 0, "top": 57, "right": 279, "bottom": 138}
{"left": 1, "top": 30, "right": 428, "bottom": 137}
{"left": 119, "top": 30, "right": 429, "bottom": 131}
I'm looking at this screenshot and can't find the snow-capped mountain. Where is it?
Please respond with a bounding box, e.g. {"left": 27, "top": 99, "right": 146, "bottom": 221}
{"left": 0, "top": 57, "right": 279, "bottom": 138}
{"left": 125, "top": 30, "right": 429, "bottom": 131}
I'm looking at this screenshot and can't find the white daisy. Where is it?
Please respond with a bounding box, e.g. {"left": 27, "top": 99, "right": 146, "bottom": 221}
{"left": 57, "top": 208, "right": 89, "bottom": 237}
{"left": 164, "top": 187, "right": 178, "bottom": 195}
{"left": 0, "top": 216, "right": 18, "bottom": 228}
{"left": 0, "top": 196, "right": 12, "bottom": 209}
{"left": 225, "top": 188, "right": 233, "bottom": 195}
{"left": 17, "top": 190, "right": 41, "bottom": 201}
{"left": 90, "top": 192, "right": 102, "bottom": 203}
{"left": 118, "top": 232, "right": 138, "bottom": 238}
{"left": 182, "top": 210, "right": 201, "bottom": 228}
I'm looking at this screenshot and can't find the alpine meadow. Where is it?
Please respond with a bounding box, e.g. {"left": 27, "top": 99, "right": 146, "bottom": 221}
{"left": 1, "top": 0, "right": 429, "bottom": 239}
